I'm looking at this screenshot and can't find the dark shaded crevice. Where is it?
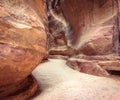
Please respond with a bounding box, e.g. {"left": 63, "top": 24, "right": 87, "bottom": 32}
{"left": 112, "top": 0, "right": 120, "bottom": 55}
{"left": 108, "top": 70, "right": 120, "bottom": 75}
{"left": 46, "top": 0, "right": 74, "bottom": 48}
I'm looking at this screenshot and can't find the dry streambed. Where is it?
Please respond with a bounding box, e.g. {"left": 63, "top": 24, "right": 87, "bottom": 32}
{"left": 32, "top": 59, "right": 120, "bottom": 100}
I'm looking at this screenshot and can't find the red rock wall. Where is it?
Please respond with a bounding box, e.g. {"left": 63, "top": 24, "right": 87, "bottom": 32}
{"left": 0, "top": 0, "right": 47, "bottom": 86}
{"left": 61, "top": 0, "right": 119, "bottom": 55}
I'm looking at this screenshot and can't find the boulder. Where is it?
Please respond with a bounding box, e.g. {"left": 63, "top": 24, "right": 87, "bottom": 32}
{"left": 0, "top": 0, "right": 47, "bottom": 99}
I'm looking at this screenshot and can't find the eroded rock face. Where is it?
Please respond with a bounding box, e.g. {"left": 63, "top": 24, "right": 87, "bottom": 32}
{"left": 0, "top": 75, "right": 38, "bottom": 100}
{"left": 47, "top": 0, "right": 68, "bottom": 48}
{"left": 61, "top": 0, "right": 119, "bottom": 55}
{"left": 79, "top": 27, "right": 114, "bottom": 55}
{"left": 49, "top": 45, "right": 76, "bottom": 56}
{"left": 67, "top": 54, "right": 120, "bottom": 76}
{"left": 46, "top": 0, "right": 77, "bottom": 57}
{"left": 0, "top": 0, "right": 47, "bottom": 86}
{"left": 46, "top": 0, "right": 120, "bottom": 77}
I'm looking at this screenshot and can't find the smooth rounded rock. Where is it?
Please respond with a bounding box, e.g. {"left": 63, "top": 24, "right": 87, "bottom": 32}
{"left": 0, "top": 0, "right": 47, "bottom": 87}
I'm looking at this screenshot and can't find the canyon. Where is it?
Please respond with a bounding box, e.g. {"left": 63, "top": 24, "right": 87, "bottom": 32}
{"left": 0, "top": 0, "right": 120, "bottom": 100}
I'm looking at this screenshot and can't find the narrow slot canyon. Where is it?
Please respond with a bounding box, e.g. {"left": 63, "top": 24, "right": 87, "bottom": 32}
{"left": 0, "top": 0, "right": 120, "bottom": 100}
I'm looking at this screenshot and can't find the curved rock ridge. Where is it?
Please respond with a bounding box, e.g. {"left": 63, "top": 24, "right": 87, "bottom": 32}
{"left": 0, "top": 0, "right": 47, "bottom": 87}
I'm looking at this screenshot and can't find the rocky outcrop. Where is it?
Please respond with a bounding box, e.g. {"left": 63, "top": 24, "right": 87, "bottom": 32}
{"left": 49, "top": 45, "right": 76, "bottom": 56}
{"left": 47, "top": 0, "right": 120, "bottom": 55}
{"left": 46, "top": 0, "right": 120, "bottom": 77}
{"left": 61, "top": 0, "right": 119, "bottom": 55}
{"left": 0, "top": 75, "right": 38, "bottom": 100}
{"left": 46, "top": 0, "right": 76, "bottom": 56}
{"left": 0, "top": 0, "right": 47, "bottom": 99}
{"left": 67, "top": 54, "right": 120, "bottom": 76}
{"left": 0, "top": 0, "right": 120, "bottom": 99}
